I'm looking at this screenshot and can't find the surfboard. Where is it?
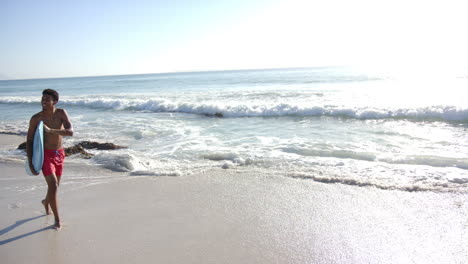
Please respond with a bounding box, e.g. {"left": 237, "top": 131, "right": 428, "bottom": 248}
{"left": 25, "top": 121, "right": 44, "bottom": 176}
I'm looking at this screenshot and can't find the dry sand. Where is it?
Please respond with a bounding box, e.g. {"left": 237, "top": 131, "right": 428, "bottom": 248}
{"left": 0, "top": 134, "right": 467, "bottom": 264}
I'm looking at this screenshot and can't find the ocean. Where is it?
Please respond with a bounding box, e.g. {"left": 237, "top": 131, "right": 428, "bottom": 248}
{"left": 0, "top": 67, "right": 467, "bottom": 192}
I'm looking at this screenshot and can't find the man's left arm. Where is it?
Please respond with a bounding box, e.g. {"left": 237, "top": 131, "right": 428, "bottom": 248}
{"left": 44, "top": 109, "right": 74, "bottom": 136}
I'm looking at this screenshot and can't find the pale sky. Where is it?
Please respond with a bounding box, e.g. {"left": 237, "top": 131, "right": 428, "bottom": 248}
{"left": 1, "top": 0, "right": 467, "bottom": 80}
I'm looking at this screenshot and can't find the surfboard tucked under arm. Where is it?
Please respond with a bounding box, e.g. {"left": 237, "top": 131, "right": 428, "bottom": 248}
{"left": 25, "top": 121, "right": 44, "bottom": 176}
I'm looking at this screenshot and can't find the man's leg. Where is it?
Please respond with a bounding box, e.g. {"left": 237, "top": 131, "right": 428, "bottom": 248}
{"left": 43, "top": 173, "right": 62, "bottom": 215}
{"left": 41, "top": 198, "right": 51, "bottom": 215}
{"left": 42, "top": 176, "right": 60, "bottom": 215}
{"left": 45, "top": 174, "right": 61, "bottom": 229}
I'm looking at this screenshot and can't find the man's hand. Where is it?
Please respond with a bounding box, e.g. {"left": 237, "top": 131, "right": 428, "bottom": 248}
{"left": 29, "top": 163, "right": 40, "bottom": 175}
{"left": 42, "top": 123, "right": 73, "bottom": 136}
{"left": 43, "top": 124, "right": 51, "bottom": 133}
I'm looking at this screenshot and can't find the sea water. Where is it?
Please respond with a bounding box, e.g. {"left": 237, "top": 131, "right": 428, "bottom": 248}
{"left": 1, "top": 67, "right": 467, "bottom": 192}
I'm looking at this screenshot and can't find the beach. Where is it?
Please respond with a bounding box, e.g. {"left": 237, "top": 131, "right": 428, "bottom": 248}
{"left": 2, "top": 0, "right": 468, "bottom": 262}
{"left": 1, "top": 134, "right": 467, "bottom": 264}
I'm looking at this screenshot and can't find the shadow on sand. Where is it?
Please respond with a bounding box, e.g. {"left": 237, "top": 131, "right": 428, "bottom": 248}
{"left": 0, "top": 215, "right": 54, "bottom": 246}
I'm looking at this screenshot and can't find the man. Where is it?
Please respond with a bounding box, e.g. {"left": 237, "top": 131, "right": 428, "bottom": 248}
{"left": 27, "top": 89, "right": 73, "bottom": 230}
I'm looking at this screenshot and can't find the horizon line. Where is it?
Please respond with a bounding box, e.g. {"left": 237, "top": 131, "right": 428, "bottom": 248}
{"left": 0, "top": 65, "right": 349, "bottom": 81}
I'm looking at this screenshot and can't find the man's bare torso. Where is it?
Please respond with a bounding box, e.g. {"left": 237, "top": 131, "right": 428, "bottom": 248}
{"left": 32, "top": 109, "right": 67, "bottom": 150}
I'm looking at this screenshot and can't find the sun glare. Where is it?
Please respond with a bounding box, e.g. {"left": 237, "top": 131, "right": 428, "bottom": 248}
{"left": 136, "top": 0, "right": 468, "bottom": 78}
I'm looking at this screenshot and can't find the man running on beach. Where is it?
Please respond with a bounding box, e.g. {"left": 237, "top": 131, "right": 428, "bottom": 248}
{"left": 26, "top": 89, "right": 73, "bottom": 230}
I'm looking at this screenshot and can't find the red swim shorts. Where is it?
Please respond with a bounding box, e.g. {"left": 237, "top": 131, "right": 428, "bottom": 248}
{"left": 42, "top": 149, "right": 65, "bottom": 177}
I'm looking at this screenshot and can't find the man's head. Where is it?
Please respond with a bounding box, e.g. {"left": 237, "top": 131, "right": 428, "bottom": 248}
{"left": 42, "top": 89, "right": 59, "bottom": 110}
{"left": 42, "top": 89, "right": 59, "bottom": 102}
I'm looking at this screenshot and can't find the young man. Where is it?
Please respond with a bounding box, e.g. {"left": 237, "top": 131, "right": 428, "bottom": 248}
{"left": 27, "top": 89, "right": 73, "bottom": 230}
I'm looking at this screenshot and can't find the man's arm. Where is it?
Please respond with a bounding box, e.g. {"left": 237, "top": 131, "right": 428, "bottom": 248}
{"left": 26, "top": 116, "right": 40, "bottom": 175}
{"left": 44, "top": 109, "right": 74, "bottom": 136}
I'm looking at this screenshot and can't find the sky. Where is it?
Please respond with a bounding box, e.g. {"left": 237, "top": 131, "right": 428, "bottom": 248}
{"left": 1, "top": 0, "right": 467, "bottom": 80}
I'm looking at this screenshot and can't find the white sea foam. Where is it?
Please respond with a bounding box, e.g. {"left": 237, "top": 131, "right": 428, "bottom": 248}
{"left": 287, "top": 172, "right": 447, "bottom": 192}
{"left": 279, "top": 146, "right": 468, "bottom": 170}
{"left": 0, "top": 97, "right": 36, "bottom": 104}
{"left": 92, "top": 153, "right": 148, "bottom": 172}
{"left": 0, "top": 127, "right": 27, "bottom": 136}
{"left": 380, "top": 156, "right": 468, "bottom": 170}
{"left": 282, "top": 147, "right": 377, "bottom": 162}
{"left": 129, "top": 170, "right": 180, "bottom": 177}
{"left": 201, "top": 152, "right": 240, "bottom": 161}
{"left": 201, "top": 152, "right": 253, "bottom": 166}
{"left": 285, "top": 159, "right": 468, "bottom": 193}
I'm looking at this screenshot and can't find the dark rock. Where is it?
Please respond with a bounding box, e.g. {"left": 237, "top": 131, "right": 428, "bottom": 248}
{"left": 64, "top": 146, "right": 94, "bottom": 159}
{"left": 17, "top": 140, "right": 124, "bottom": 159}
{"left": 77, "top": 141, "right": 126, "bottom": 150}
{"left": 17, "top": 142, "right": 27, "bottom": 150}
{"left": 204, "top": 112, "right": 224, "bottom": 118}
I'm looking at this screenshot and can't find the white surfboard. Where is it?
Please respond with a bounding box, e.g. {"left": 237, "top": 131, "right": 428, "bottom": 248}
{"left": 25, "top": 121, "right": 44, "bottom": 176}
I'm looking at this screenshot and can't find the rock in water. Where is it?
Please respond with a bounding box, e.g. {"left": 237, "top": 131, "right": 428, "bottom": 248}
{"left": 77, "top": 141, "right": 126, "bottom": 150}
{"left": 64, "top": 145, "right": 94, "bottom": 159}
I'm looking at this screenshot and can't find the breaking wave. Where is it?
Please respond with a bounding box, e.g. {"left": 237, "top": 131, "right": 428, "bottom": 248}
{"left": 1, "top": 97, "right": 467, "bottom": 122}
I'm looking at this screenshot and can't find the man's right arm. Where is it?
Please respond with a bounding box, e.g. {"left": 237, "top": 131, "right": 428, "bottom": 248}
{"left": 26, "top": 115, "right": 40, "bottom": 175}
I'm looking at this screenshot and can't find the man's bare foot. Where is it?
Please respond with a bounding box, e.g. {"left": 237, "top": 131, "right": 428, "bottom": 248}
{"left": 54, "top": 221, "right": 62, "bottom": 230}
{"left": 42, "top": 200, "right": 51, "bottom": 215}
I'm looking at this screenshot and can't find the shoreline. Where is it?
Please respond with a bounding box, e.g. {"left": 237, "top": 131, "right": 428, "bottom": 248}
{"left": 0, "top": 134, "right": 467, "bottom": 263}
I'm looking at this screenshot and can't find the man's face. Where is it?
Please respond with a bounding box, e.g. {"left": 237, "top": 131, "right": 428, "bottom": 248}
{"left": 41, "top": 94, "right": 57, "bottom": 110}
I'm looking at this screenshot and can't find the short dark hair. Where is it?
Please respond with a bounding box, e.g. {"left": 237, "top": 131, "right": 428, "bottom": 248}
{"left": 42, "top": 89, "right": 59, "bottom": 102}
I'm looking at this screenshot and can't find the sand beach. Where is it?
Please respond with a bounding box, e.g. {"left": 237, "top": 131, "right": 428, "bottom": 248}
{"left": 2, "top": 0, "right": 468, "bottom": 262}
